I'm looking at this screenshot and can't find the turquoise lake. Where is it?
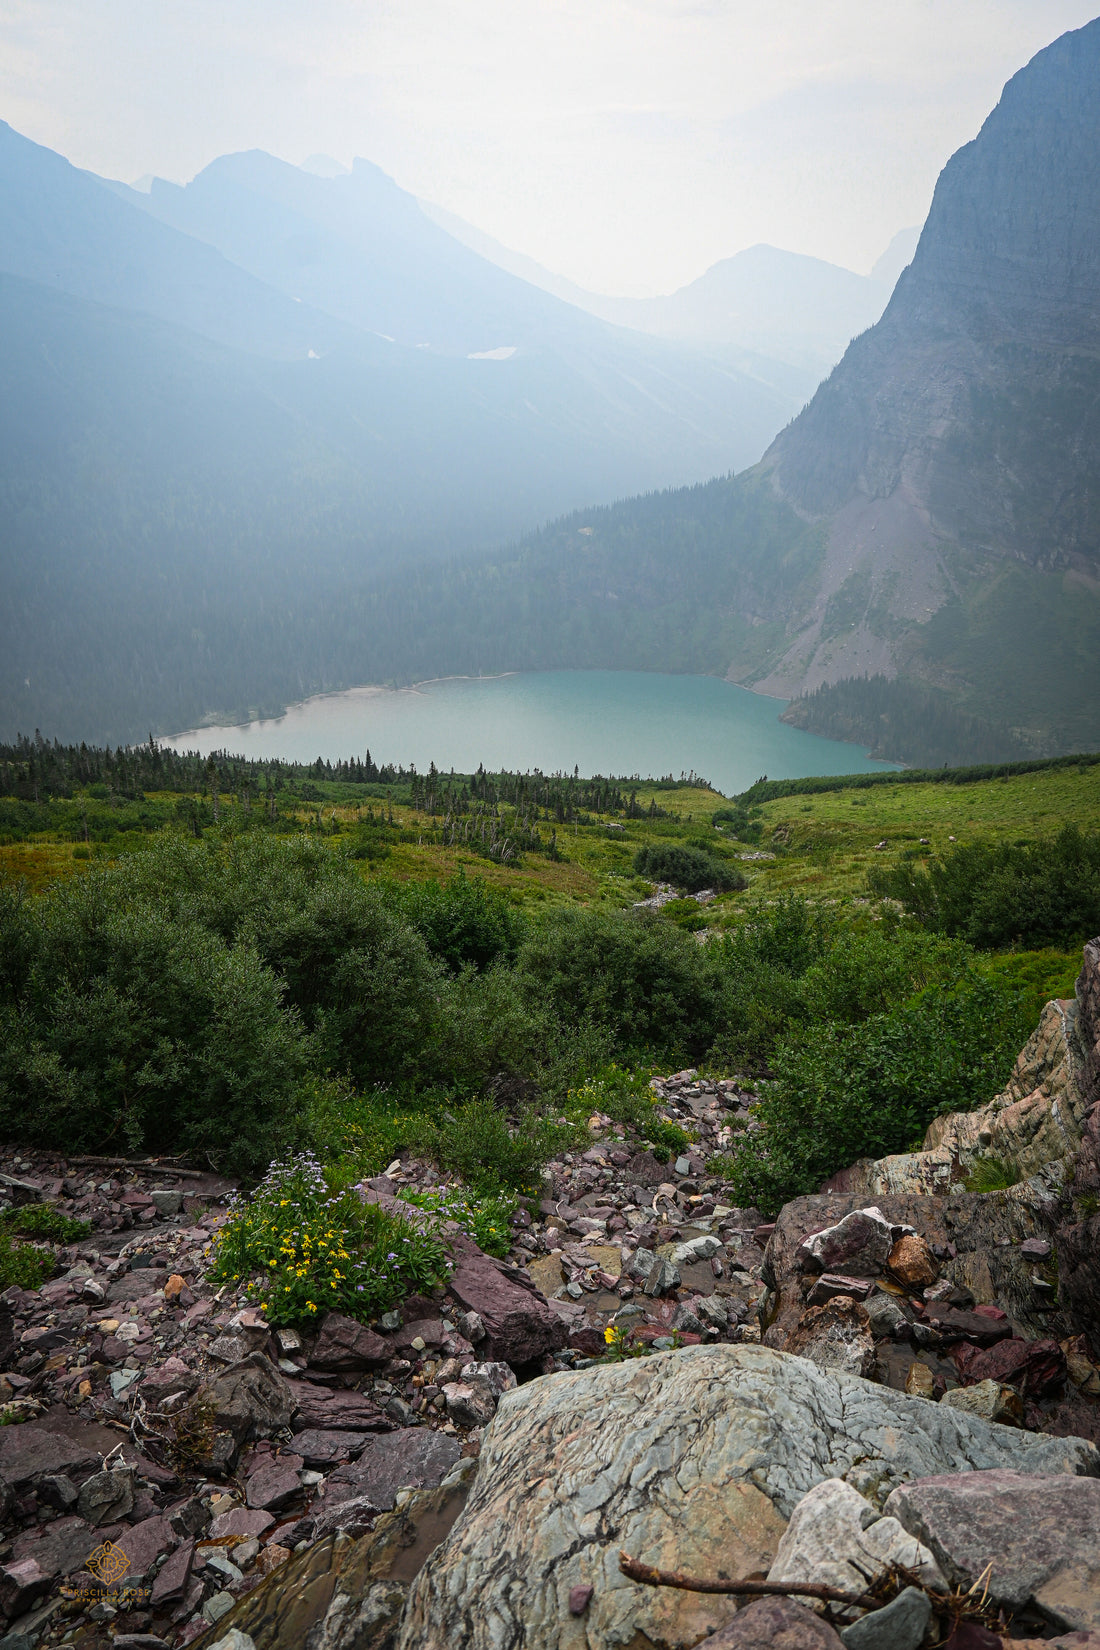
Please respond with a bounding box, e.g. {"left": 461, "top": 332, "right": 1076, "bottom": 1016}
{"left": 165, "top": 671, "right": 898, "bottom": 797}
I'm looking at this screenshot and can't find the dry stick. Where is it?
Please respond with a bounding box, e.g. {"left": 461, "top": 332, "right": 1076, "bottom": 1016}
{"left": 618, "top": 1553, "right": 877, "bottom": 1610}
{"left": 66, "top": 1155, "right": 209, "bottom": 1180}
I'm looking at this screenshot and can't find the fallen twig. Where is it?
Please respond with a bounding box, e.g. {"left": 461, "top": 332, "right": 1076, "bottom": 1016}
{"left": 618, "top": 1553, "right": 876, "bottom": 1608}
{"left": 67, "top": 1155, "right": 208, "bottom": 1179}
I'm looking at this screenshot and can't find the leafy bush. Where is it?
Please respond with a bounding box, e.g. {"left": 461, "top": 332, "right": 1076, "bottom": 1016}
{"left": 406, "top": 1099, "right": 571, "bottom": 1195}
{"left": 400, "top": 1185, "right": 517, "bottom": 1259}
{"left": 517, "top": 907, "right": 725, "bottom": 1061}
{"left": 5, "top": 1204, "right": 91, "bottom": 1243}
{"left": 719, "top": 974, "right": 1028, "bottom": 1214}
{"left": 210, "top": 1153, "right": 446, "bottom": 1326}
{"left": 0, "top": 890, "right": 310, "bottom": 1176}
{"left": 395, "top": 871, "right": 528, "bottom": 972}
{"left": 660, "top": 897, "right": 708, "bottom": 932}
{"left": 643, "top": 1119, "right": 691, "bottom": 1163}
{"left": 633, "top": 843, "right": 745, "bottom": 894}
{"left": 869, "top": 824, "right": 1100, "bottom": 948}
{"left": 0, "top": 1230, "right": 54, "bottom": 1290}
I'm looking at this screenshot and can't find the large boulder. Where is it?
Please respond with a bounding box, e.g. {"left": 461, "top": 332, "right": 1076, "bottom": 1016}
{"left": 396, "top": 1344, "right": 1099, "bottom": 1650}
{"left": 885, "top": 1469, "right": 1100, "bottom": 1630}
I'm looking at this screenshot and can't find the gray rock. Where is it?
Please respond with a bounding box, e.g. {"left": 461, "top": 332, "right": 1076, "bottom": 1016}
{"left": 696, "top": 1295, "right": 729, "bottom": 1328}
{"left": 443, "top": 1380, "right": 496, "bottom": 1429}
{"left": 77, "top": 1466, "right": 135, "bottom": 1525}
{"left": 397, "top": 1345, "right": 1097, "bottom": 1650}
{"left": 150, "top": 1189, "right": 182, "bottom": 1218}
{"left": 884, "top": 1469, "right": 1100, "bottom": 1627}
{"left": 766, "top": 1479, "right": 946, "bottom": 1596}
{"left": 200, "top": 1352, "right": 297, "bottom": 1444}
{"left": 311, "top": 1427, "right": 463, "bottom": 1538}
{"left": 862, "top": 1292, "right": 911, "bottom": 1340}
{"left": 671, "top": 1234, "right": 721, "bottom": 1265}
{"left": 840, "top": 1589, "right": 931, "bottom": 1650}
{"left": 674, "top": 1156, "right": 692, "bottom": 1177}
{"left": 292, "top": 1428, "right": 372, "bottom": 1467}
{"left": 208, "top": 1633, "right": 257, "bottom": 1650}
{"left": 202, "top": 1591, "right": 236, "bottom": 1626}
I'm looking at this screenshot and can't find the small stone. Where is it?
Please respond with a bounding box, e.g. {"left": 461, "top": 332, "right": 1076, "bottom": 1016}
{"left": 807, "top": 1274, "right": 874, "bottom": 1307}
{"left": 904, "top": 1363, "right": 936, "bottom": 1399}
{"left": 379, "top": 1311, "right": 402, "bottom": 1332}
{"left": 939, "top": 1380, "right": 1023, "bottom": 1426}
{"left": 150, "top": 1190, "right": 183, "bottom": 1218}
{"left": 202, "top": 1590, "right": 236, "bottom": 1626}
{"left": 674, "top": 1156, "right": 692, "bottom": 1177}
{"left": 231, "top": 1538, "right": 260, "bottom": 1568}
{"left": 254, "top": 1545, "right": 290, "bottom": 1576}
{"left": 840, "top": 1588, "right": 932, "bottom": 1650}
{"left": 410, "top": 1336, "right": 426, "bottom": 1352}
{"left": 888, "top": 1235, "right": 938, "bottom": 1291}
{"left": 568, "top": 1583, "right": 594, "bottom": 1615}
{"left": 164, "top": 1275, "right": 186, "bottom": 1300}
{"left": 457, "top": 1310, "right": 486, "bottom": 1343}
{"left": 208, "top": 1633, "right": 258, "bottom": 1650}
{"left": 81, "top": 1278, "right": 106, "bottom": 1303}
{"left": 77, "top": 1466, "right": 136, "bottom": 1525}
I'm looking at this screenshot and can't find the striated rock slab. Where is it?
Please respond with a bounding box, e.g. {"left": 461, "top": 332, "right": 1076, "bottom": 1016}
{"left": 396, "top": 1345, "right": 1099, "bottom": 1650}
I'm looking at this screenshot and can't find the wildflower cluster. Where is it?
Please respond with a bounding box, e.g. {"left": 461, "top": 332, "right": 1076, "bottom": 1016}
{"left": 400, "top": 1184, "right": 517, "bottom": 1260}
{"left": 210, "top": 1151, "right": 446, "bottom": 1327}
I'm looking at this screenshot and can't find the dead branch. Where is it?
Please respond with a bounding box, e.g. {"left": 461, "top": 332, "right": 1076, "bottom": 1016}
{"left": 618, "top": 1552, "right": 876, "bottom": 1608}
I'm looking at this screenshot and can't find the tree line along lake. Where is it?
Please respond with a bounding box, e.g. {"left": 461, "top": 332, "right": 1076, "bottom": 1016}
{"left": 164, "top": 671, "right": 898, "bottom": 795}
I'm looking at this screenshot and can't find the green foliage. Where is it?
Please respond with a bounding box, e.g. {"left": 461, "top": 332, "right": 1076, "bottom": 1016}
{"left": 517, "top": 907, "right": 725, "bottom": 1061}
{"left": 633, "top": 842, "right": 745, "bottom": 894}
{"left": 643, "top": 1119, "right": 690, "bottom": 1163}
{"left": 567, "top": 1064, "right": 655, "bottom": 1131}
{"left": 659, "top": 898, "right": 708, "bottom": 932}
{"left": 0, "top": 1230, "right": 54, "bottom": 1290}
{"left": 4, "top": 1203, "right": 91, "bottom": 1243}
{"left": 963, "top": 1155, "right": 1022, "bottom": 1193}
{"left": 405, "top": 1099, "right": 571, "bottom": 1196}
{"left": 712, "top": 806, "right": 763, "bottom": 843}
{"left": 210, "top": 1153, "right": 446, "bottom": 1327}
{"left": 782, "top": 675, "right": 1028, "bottom": 768}
{"left": 400, "top": 1185, "right": 518, "bottom": 1260}
{"left": 720, "top": 973, "right": 1028, "bottom": 1214}
{"left": 0, "top": 865, "right": 311, "bottom": 1176}
{"left": 393, "top": 871, "right": 528, "bottom": 972}
{"left": 869, "top": 823, "right": 1100, "bottom": 948}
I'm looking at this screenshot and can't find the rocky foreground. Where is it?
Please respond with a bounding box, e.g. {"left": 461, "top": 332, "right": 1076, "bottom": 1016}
{"left": 1, "top": 939, "right": 1099, "bottom": 1650}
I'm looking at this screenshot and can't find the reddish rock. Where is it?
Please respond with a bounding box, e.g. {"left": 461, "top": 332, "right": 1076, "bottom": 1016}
{"left": 885, "top": 1470, "right": 1100, "bottom": 1620}
{"left": 806, "top": 1273, "right": 874, "bottom": 1305}
{"left": 954, "top": 1337, "right": 1067, "bottom": 1399}
{"left": 291, "top": 1428, "right": 372, "bottom": 1467}
{"left": 568, "top": 1584, "right": 594, "bottom": 1615}
{"left": 309, "top": 1313, "right": 389, "bottom": 1372}
{"left": 797, "top": 1208, "right": 898, "bottom": 1278}
{"left": 114, "top": 1515, "right": 175, "bottom": 1579}
{"left": 394, "top": 1318, "right": 448, "bottom": 1352}
{"left": 208, "top": 1507, "right": 275, "bottom": 1541}
{"left": 286, "top": 1381, "right": 395, "bottom": 1432}
{"left": 245, "top": 1452, "right": 304, "bottom": 1512}
{"left": 694, "top": 1596, "right": 844, "bottom": 1648}
{"left": 447, "top": 1234, "right": 567, "bottom": 1365}
{"left": 150, "top": 1538, "right": 195, "bottom": 1607}
{"left": 922, "top": 1306, "right": 1014, "bottom": 1347}
{"left": 0, "top": 1422, "right": 100, "bottom": 1490}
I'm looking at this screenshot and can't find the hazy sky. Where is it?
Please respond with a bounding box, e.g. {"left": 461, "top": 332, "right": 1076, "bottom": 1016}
{"left": 2, "top": 1, "right": 1097, "bottom": 294}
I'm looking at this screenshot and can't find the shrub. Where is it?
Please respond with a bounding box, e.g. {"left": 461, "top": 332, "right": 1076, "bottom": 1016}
{"left": 406, "top": 1099, "right": 571, "bottom": 1195}
{"left": 719, "top": 973, "right": 1028, "bottom": 1214}
{"left": 0, "top": 895, "right": 311, "bottom": 1176}
{"left": 0, "top": 1230, "right": 54, "bottom": 1290}
{"left": 517, "top": 907, "right": 725, "bottom": 1061}
{"left": 643, "top": 1119, "right": 691, "bottom": 1163}
{"left": 395, "top": 871, "right": 528, "bottom": 972}
{"left": 210, "top": 1153, "right": 446, "bottom": 1326}
{"left": 869, "top": 823, "right": 1100, "bottom": 948}
{"left": 633, "top": 843, "right": 745, "bottom": 894}
{"left": 5, "top": 1204, "right": 91, "bottom": 1244}
{"left": 400, "top": 1185, "right": 518, "bottom": 1259}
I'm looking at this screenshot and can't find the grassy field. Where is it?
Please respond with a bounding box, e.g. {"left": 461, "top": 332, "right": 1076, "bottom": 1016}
{"left": 3, "top": 759, "right": 1098, "bottom": 966}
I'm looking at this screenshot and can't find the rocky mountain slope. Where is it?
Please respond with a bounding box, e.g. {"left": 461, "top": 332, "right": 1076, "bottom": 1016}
{"left": 754, "top": 17, "right": 1100, "bottom": 746}
{"left": 3, "top": 936, "right": 1100, "bottom": 1648}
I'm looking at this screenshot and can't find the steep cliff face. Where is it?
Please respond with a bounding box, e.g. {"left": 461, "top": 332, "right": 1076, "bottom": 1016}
{"left": 753, "top": 19, "right": 1100, "bottom": 743}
